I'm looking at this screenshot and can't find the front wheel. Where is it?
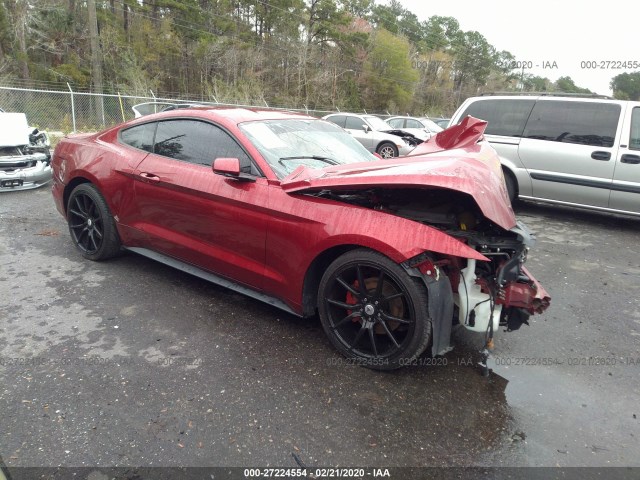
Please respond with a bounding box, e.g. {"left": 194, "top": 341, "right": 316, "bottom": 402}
{"left": 318, "top": 249, "right": 431, "bottom": 370}
{"left": 67, "top": 183, "right": 121, "bottom": 261}
{"left": 376, "top": 142, "right": 398, "bottom": 159}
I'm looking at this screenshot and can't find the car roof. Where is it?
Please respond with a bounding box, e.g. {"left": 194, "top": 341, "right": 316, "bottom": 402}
{"left": 388, "top": 116, "right": 426, "bottom": 120}
{"left": 464, "top": 95, "right": 627, "bottom": 105}
{"left": 128, "top": 106, "right": 316, "bottom": 125}
{"left": 326, "top": 112, "right": 375, "bottom": 117}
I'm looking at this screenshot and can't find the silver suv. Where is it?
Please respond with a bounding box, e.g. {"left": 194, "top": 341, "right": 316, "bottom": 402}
{"left": 450, "top": 94, "right": 640, "bottom": 216}
{"left": 323, "top": 113, "right": 416, "bottom": 158}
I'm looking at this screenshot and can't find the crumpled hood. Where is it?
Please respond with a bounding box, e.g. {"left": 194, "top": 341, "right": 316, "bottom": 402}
{"left": 411, "top": 115, "right": 489, "bottom": 153}
{"left": 281, "top": 117, "right": 516, "bottom": 230}
{"left": 0, "top": 112, "right": 30, "bottom": 147}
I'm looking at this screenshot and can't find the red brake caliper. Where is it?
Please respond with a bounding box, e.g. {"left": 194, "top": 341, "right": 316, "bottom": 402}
{"left": 345, "top": 280, "right": 362, "bottom": 323}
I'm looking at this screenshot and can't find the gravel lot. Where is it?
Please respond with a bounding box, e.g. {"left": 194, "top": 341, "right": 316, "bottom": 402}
{"left": 1, "top": 186, "right": 639, "bottom": 474}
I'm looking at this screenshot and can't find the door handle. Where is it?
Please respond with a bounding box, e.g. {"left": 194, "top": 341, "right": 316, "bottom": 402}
{"left": 591, "top": 151, "right": 611, "bottom": 161}
{"left": 139, "top": 172, "right": 160, "bottom": 183}
{"left": 621, "top": 154, "right": 640, "bottom": 164}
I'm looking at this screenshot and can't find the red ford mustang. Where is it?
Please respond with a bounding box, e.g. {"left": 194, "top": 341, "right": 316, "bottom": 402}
{"left": 51, "top": 108, "right": 550, "bottom": 370}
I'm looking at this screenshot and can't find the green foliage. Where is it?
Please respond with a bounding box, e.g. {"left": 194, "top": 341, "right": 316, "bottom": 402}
{"left": 610, "top": 71, "right": 640, "bottom": 100}
{"left": 342, "top": 0, "right": 373, "bottom": 18}
{"left": 0, "top": 0, "right": 595, "bottom": 115}
{"left": 522, "top": 74, "right": 552, "bottom": 92}
{"left": 0, "top": 2, "right": 13, "bottom": 56}
{"left": 451, "top": 30, "right": 496, "bottom": 89}
{"left": 52, "top": 63, "right": 91, "bottom": 86}
{"left": 554, "top": 76, "right": 591, "bottom": 94}
{"left": 362, "top": 28, "right": 417, "bottom": 111}
{"left": 307, "top": 0, "right": 352, "bottom": 45}
{"left": 422, "top": 16, "right": 460, "bottom": 51}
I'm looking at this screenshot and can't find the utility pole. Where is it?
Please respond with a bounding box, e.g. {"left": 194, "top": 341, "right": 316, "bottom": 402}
{"left": 87, "top": 0, "right": 105, "bottom": 126}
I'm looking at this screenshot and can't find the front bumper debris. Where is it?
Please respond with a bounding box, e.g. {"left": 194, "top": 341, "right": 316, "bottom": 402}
{"left": 0, "top": 152, "right": 52, "bottom": 191}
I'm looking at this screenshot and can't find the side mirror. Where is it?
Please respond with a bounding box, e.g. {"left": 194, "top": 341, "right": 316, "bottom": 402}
{"left": 212, "top": 158, "right": 255, "bottom": 182}
{"left": 363, "top": 124, "right": 371, "bottom": 133}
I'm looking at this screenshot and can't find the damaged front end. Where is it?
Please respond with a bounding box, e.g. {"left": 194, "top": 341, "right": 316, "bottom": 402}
{"left": 282, "top": 115, "right": 550, "bottom": 355}
{"left": 0, "top": 112, "right": 52, "bottom": 192}
{"left": 311, "top": 187, "right": 551, "bottom": 355}
{"left": 438, "top": 220, "right": 549, "bottom": 334}
{"left": 382, "top": 129, "right": 423, "bottom": 147}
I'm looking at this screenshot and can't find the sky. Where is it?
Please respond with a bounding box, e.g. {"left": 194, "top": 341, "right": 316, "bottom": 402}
{"left": 398, "top": 0, "right": 636, "bottom": 95}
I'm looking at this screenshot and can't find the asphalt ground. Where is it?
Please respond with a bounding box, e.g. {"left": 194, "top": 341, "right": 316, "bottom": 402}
{"left": 1, "top": 186, "right": 639, "bottom": 476}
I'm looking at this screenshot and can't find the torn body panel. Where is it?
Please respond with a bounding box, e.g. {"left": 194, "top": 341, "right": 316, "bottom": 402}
{"left": 411, "top": 116, "right": 489, "bottom": 153}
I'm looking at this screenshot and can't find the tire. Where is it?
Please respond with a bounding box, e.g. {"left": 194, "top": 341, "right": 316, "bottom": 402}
{"left": 67, "top": 183, "right": 121, "bottom": 261}
{"left": 504, "top": 170, "right": 518, "bottom": 204}
{"left": 376, "top": 142, "right": 398, "bottom": 159}
{"left": 318, "top": 249, "right": 431, "bottom": 370}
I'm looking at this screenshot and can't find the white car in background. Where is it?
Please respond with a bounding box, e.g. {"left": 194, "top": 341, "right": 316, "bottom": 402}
{"left": 385, "top": 116, "right": 444, "bottom": 141}
{"left": 0, "top": 108, "right": 51, "bottom": 191}
{"left": 323, "top": 113, "right": 420, "bottom": 158}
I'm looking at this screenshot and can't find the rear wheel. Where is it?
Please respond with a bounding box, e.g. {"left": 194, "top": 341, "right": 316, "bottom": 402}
{"left": 67, "top": 183, "right": 121, "bottom": 261}
{"left": 376, "top": 142, "right": 398, "bottom": 159}
{"left": 318, "top": 249, "right": 431, "bottom": 370}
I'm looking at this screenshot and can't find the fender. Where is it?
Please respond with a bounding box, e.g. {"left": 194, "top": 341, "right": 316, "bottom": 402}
{"left": 498, "top": 154, "right": 534, "bottom": 198}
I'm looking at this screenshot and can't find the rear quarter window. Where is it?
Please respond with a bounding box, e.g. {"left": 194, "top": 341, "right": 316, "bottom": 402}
{"left": 459, "top": 99, "right": 535, "bottom": 136}
{"left": 523, "top": 101, "right": 620, "bottom": 147}
{"left": 120, "top": 122, "right": 156, "bottom": 152}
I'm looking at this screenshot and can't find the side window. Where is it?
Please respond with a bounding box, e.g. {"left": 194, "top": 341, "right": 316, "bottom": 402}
{"left": 326, "top": 115, "right": 346, "bottom": 128}
{"left": 630, "top": 107, "right": 640, "bottom": 150}
{"left": 523, "top": 101, "right": 620, "bottom": 148}
{"left": 405, "top": 119, "right": 422, "bottom": 129}
{"left": 154, "top": 120, "right": 257, "bottom": 174}
{"left": 387, "top": 118, "right": 404, "bottom": 128}
{"left": 345, "top": 116, "right": 365, "bottom": 130}
{"left": 460, "top": 99, "right": 535, "bottom": 137}
{"left": 120, "top": 122, "right": 156, "bottom": 152}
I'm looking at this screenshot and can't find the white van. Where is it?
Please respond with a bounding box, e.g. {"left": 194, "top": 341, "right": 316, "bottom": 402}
{"left": 449, "top": 94, "right": 640, "bottom": 216}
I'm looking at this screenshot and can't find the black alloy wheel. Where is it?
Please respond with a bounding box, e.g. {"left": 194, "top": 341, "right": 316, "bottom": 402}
{"left": 67, "top": 183, "right": 121, "bottom": 260}
{"left": 318, "top": 249, "right": 431, "bottom": 370}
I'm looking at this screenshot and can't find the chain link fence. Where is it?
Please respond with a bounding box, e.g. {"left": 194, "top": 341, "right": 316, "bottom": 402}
{"left": 0, "top": 85, "right": 343, "bottom": 135}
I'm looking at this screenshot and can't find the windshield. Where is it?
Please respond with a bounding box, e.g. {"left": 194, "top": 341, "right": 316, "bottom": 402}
{"left": 364, "top": 115, "right": 391, "bottom": 131}
{"left": 420, "top": 118, "right": 444, "bottom": 132}
{"left": 239, "top": 119, "right": 374, "bottom": 178}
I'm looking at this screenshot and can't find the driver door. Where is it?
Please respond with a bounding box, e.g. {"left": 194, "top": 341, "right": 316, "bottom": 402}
{"left": 132, "top": 118, "right": 269, "bottom": 290}
{"left": 345, "top": 115, "right": 375, "bottom": 152}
